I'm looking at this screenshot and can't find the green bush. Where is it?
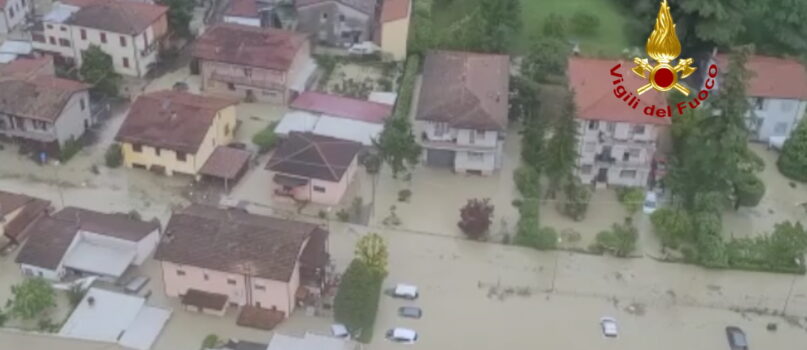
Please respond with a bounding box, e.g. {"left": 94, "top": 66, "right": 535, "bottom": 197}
{"left": 561, "top": 178, "right": 591, "bottom": 221}
{"left": 334, "top": 259, "right": 384, "bottom": 343}
{"left": 696, "top": 233, "right": 729, "bottom": 268}
{"left": 570, "top": 11, "right": 600, "bottom": 37}
{"left": 543, "top": 13, "right": 567, "bottom": 37}
{"left": 252, "top": 122, "right": 279, "bottom": 154}
{"left": 105, "top": 143, "right": 123, "bottom": 168}
{"left": 60, "top": 137, "right": 83, "bottom": 162}
{"left": 616, "top": 187, "right": 645, "bottom": 214}
{"left": 201, "top": 334, "right": 219, "bottom": 349}
{"left": 518, "top": 198, "right": 540, "bottom": 218}
{"left": 514, "top": 166, "right": 541, "bottom": 198}
{"left": 777, "top": 118, "right": 807, "bottom": 182}
{"left": 398, "top": 189, "right": 412, "bottom": 202}
{"left": 734, "top": 172, "right": 765, "bottom": 208}
{"left": 515, "top": 218, "right": 558, "bottom": 250}
{"left": 392, "top": 56, "right": 421, "bottom": 120}
{"left": 594, "top": 221, "right": 638, "bottom": 257}
{"left": 336, "top": 209, "right": 350, "bottom": 222}
{"left": 650, "top": 208, "right": 693, "bottom": 249}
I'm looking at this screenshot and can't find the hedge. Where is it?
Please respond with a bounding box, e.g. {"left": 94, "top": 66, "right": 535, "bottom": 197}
{"left": 333, "top": 259, "right": 384, "bottom": 343}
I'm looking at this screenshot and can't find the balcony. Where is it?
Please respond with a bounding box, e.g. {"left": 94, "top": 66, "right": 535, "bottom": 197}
{"left": 595, "top": 152, "right": 616, "bottom": 164}
{"left": 140, "top": 40, "right": 159, "bottom": 58}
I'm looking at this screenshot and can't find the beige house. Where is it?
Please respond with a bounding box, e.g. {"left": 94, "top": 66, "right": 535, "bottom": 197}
{"left": 376, "top": 0, "right": 410, "bottom": 61}
{"left": 193, "top": 23, "right": 316, "bottom": 104}
{"left": 32, "top": 0, "right": 168, "bottom": 77}
{"left": 569, "top": 57, "right": 670, "bottom": 188}
{"left": 0, "top": 191, "right": 50, "bottom": 245}
{"left": 115, "top": 90, "right": 239, "bottom": 177}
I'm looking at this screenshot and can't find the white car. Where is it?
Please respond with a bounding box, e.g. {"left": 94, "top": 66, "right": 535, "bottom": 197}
{"left": 330, "top": 324, "right": 349, "bottom": 338}
{"left": 643, "top": 191, "right": 658, "bottom": 214}
{"left": 392, "top": 284, "right": 419, "bottom": 300}
{"left": 386, "top": 328, "right": 418, "bottom": 344}
{"left": 347, "top": 41, "right": 380, "bottom": 55}
{"left": 600, "top": 317, "right": 618, "bottom": 338}
{"left": 768, "top": 135, "right": 787, "bottom": 150}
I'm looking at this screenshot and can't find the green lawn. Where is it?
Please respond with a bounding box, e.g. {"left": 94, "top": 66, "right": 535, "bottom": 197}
{"left": 432, "top": 0, "right": 632, "bottom": 57}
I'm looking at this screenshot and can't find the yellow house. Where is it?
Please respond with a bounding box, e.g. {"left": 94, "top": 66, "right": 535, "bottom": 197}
{"left": 115, "top": 90, "right": 239, "bottom": 178}
{"left": 378, "top": 0, "right": 411, "bottom": 61}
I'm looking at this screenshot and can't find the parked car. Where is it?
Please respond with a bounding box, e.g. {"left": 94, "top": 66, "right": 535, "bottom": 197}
{"left": 398, "top": 306, "right": 422, "bottom": 319}
{"left": 600, "top": 317, "right": 618, "bottom": 338}
{"left": 331, "top": 324, "right": 349, "bottom": 338}
{"left": 348, "top": 41, "right": 380, "bottom": 55}
{"left": 391, "top": 284, "right": 419, "bottom": 300}
{"left": 768, "top": 135, "right": 787, "bottom": 150}
{"left": 726, "top": 326, "right": 748, "bottom": 350}
{"left": 385, "top": 328, "right": 418, "bottom": 344}
{"left": 643, "top": 191, "right": 658, "bottom": 214}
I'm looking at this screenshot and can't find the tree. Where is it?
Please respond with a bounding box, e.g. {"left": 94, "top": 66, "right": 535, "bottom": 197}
{"left": 616, "top": 187, "right": 645, "bottom": 215}
{"left": 7, "top": 278, "right": 55, "bottom": 320}
{"left": 374, "top": 116, "right": 421, "bottom": 178}
{"left": 160, "top": 0, "right": 194, "bottom": 38}
{"left": 777, "top": 117, "right": 807, "bottom": 182}
{"left": 765, "top": 221, "right": 807, "bottom": 268}
{"left": 650, "top": 208, "right": 693, "bottom": 249}
{"left": 105, "top": 143, "right": 123, "bottom": 168}
{"left": 678, "top": 0, "right": 749, "bottom": 49}
{"left": 360, "top": 152, "right": 382, "bottom": 175}
{"left": 477, "top": 0, "right": 521, "bottom": 53}
{"left": 542, "top": 13, "right": 567, "bottom": 38}
{"left": 734, "top": 172, "right": 765, "bottom": 208}
{"left": 745, "top": 0, "right": 807, "bottom": 55}
{"left": 458, "top": 198, "right": 494, "bottom": 240}
{"left": 408, "top": 0, "right": 436, "bottom": 56}
{"left": 252, "top": 124, "right": 278, "bottom": 154}
{"left": 333, "top": 259, "right": 383, "bottom": 343}
{"left": 515, "top": 222, "right": 558, "bottom": 250}
{"left": 201, "top": 334, "right": 220, "bottom": 350}
{"left": 80, "top": 45, "right": 121, "bottom": 97}
{"left": 544, "top": 90, "right": 579, "bottom": 198}
{"left": 521, "top": 37, "right": 570, "bottom": 83}
{"left": 560, "top": 176, "right": 591, "bottom": 221}
{"left": 355, "top": 233, "right": 389, "bottom": 275}
{"left": 595, "top": 221, "right": 638, "bottom": 257}
{"left": 514, "top": 166, "right": 541, "bottom": 198}
{"left": 570, "top": 11, "right": 600, "bottom": 37}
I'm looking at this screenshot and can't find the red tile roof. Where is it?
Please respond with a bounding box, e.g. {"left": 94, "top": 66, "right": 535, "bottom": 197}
{"left": 0, "top": 191, "right": 51, "bottom": 242}
{"left": 0, "top": 75, "right": 89, "bottom": 122}
{"left": 290, "top": 92, "right": 392, "bottom": 123}
{"left": 266, "top": 132, "right": 362, "bottom": 182}
{"left": 116, "top": 90, "right": 238, "bottom": 154}
{"left": 0, "top": 56, "right": 53, "bottom": 79}
{"left": 66, "top": 0, "right": 167, "bottom": 35}
{"left": 714, "top": 54, "right": 807, "bottom": 100}
{"left": 225, "top": 0, "right": 259, "bottom": 18}
{"left": 381, "top": 0, "right": 410, "bottom": 22}
{"left": 568, "top": 57, "right": 670, "bottom": 125}
{"left": 199, "top": 146, "right": 252, "bottom": 180}
{"left": 193, "top": 23, "right": 308, "bottom": 71}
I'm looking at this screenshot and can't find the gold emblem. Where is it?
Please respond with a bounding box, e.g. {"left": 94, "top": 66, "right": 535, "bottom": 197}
{"left": 632, "top": 0, "right": 696, "bottom": 95}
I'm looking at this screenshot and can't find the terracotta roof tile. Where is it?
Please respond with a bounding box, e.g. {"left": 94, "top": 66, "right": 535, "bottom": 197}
{"left": 52, "top": 207, "right": 160, "bottom": 241}
{"left": 199, "top": 146, "right": 252, "bottom": 180}
{"left": 193, "top": 23, "right": 308, "bottom": 71}
{"left": 380, "top": 0, "right": 410, "bottom": 22}
{"left": 266, "top": 132, "right": 361, "bottom": 182}
{"left": 290, "top": 92, "right": 392, "bottom": 123}
{"left": 568, "top": 57, "right": 670, "bottom": 125}
{"left": 715, "top": 54, "right": 807, "bottom": 100}
{"left": 225, "top": 0, "right": 259, "bottom": 18}
{"left": 417, "top": 50, "right": 510, "bottom": 130}
{"left": 0, "top": 75, "right": 89, "bottom": 122}
{"left": 116, "top": 90, "right": 238, "bottom": 154}
{"left": 0, "top": 191, "right": 51, "bottom": 242}
{"left": 0, "top": 56, "right": 54, "bottom": 79}
{"left": 65, "top": 0, "right": 167, "bottom": 35}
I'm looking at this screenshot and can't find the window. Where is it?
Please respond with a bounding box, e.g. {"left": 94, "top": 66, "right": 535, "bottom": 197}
{"left": 227, "top": 83, "right": 235, "bottom": 91}
{"left": 468, "top": 151, "right": 484, "bottom": 162}
{"left": 177, "top": 152, "right": 187, "bottom": 161}
{"left": 60, "top": 26, "right": 67, "bottom": 32}
{"left": 154, "top": 147, "right": 161, "bottom": 156}
{"left": 619, "top": 170, "right": 637, "bottom": 178}
{"left": 100, "top": 32, "right": 107, "bottom": 43}
{"left": 434, "top": 123, "right": 448, "bottom": 137}
{"left": 339, "top": 14, "right": 345, "bottom": 22}
{"left": 177, "top": 270, "right": 186, "bottom": 276}
{"left": 243, "top": 68, "right": 252, "bottom": 77}
{"left": 118, "top": 35, "right": 126, "bottom": 47}
{"left": 80, "top": 98, "right": 85, "bottom": 111}
{"left": 132, "top": 144, "right": 142, "bottom": 152}
{"left": 754, "top": 97, "right": 764, "bottom": 110}
{"left": 46, "top": 24, "right": 53, "bottom": 29}
{"left": 581, "top": 164, "right": 593, "bottom": 174}
{"left": 122, "top": 57, "right": 129, "bottom": 68}
{"left": 49, "top": 36, "right": 56, "bottom": 45}
{"left": 80, "top": 29, "right": 86, "bottom": 40}
{"left": 59, "top": 38, "right": 70, "bottom": 47}
{"left": 469, "top": 130, "right": 476, "bottom": 144}
{"left": 584, "top": 142, "right": 595, "bottom": 152}
{"left": 224, "top": 124, "right": 230, "bottom": 136}
{"left": 227, "top": 278, "right": 237, "bottom": 285}
{"left": 622, "top": 151, "right": 630, "bottom": 162}
{"left": 607, "top": 122, "right": 616, "bottom": 132}
{"left": 255, "top": 284, "right": 266, "bottom": 291}
{"left": 32, "top": 33, "right": 45, "bottom": 42}
{"left": 633, "top": 125, "right": 645, "bottom": 134}
{"left": 321, "top": 12, "right": 328, "bottom": 20}
{"left": 588, "top": 120, "right": 599, "bottom": 130}
{"left": 8, "top": 7, "right": 13, "bottom": 18}
{"left": 475, "top": 130, "right": 485, "bottom": 141}
{"left": 314, "top": 186, "right": 326, "bottom": 193}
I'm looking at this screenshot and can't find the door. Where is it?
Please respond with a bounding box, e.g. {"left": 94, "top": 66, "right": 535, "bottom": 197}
{"left": 426, "top": 149, "right": 454, "bottom": 168}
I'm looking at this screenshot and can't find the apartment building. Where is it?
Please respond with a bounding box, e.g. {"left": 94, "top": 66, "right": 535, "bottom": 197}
{"left": 32, "top": 0, "right": 168, "bottom": 77}
{"left": 569, "top": 57, "right": 670, "bottom": 188}
{"left": 415, "top": 50, "right": 510, "bottom": 176}
{"left": 0, "top": 0, "right": 31, "bottom": 34}
{"left": 295, "top": 0, "right": 376, "bottom": 47}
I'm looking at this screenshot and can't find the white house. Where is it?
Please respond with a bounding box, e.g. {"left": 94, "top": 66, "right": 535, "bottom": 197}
{"left": 0, "top": 0, "right": 31, "bottom": 34}
{"left": 15, "top": 207, "right": 160, "bottom": 282}
{"left": 708, "top": 53, "right": 807, "bottom": 142}
{"left": 414, "top": 51, "right": 510, "bottom": 176}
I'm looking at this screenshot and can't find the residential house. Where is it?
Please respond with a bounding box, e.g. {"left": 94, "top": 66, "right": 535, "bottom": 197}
{"left": 0, "top": 191, "right": 50, "bottom": 245}
{"left": 295, "top": 0, "right": 377, "bottom": 47}
{"left": 376, "top": 0, "right": 410, "bottom": 61}
{"left": 568, "top": 57, "right": 670, "bottom": 188}
{"left": 415, "top": 50, "right": 510, "bottom": 176}
{"left": 115, "top": 90, "right": 239, "bottom": 177}
{"left": 0, "top": 0, "right": 31, "bottom": 34}
{"left": 193, "top": 23, "right": 316, "bottom": 104}
{"left": 265, "top": 332, "right": 357, "bottom": 350}
{"left": 0, "top": 56, "right": 92, "bottom": 156}
{"left": 708, "top": 53, "right": 807, "bottom": 142}
{"left": 274, "top": 91, "right": 392, "bottom": 145}
{"left": 15, "top": 207, "right": 161, "bottom": 281}
{"left": 266, "top": 132, "right": 362, "bottom": 205}
{"left": 154, "top": 204, "right": 330, "bottom": 317}
{"left": 223, "top": 0, "right": 261, "bottom": 27}
{"left": 32, "top": 0, "right": 168, "bottom": 77}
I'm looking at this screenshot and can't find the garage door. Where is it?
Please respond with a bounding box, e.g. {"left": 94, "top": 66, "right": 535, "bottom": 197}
{"left": 426, "top": 149, "right": 455, "bottom": 168}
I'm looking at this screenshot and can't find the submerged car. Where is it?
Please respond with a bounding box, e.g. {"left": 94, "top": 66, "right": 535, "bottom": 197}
{"left": 386, "top": 328, "right": 418, "bottom": 344}
{"left": 768, "top": 136, "right": 787, "bottom": 150}
{"left": 391, "top": 284, "right": 419, "bottom": 300}
{"left": 398, "top": 306, "right": 423, "bottom": 319}
{"left": 726, "top": 326, "right": 748, "bottom": 350}
{"left": 643, "top": 191, "right": 658, "bottom": 214}
{"left": 331, "top": 324, "right": 349, "bottom": 338}
{"left": 600, "top": 317, "right": 618, "bottom": 338}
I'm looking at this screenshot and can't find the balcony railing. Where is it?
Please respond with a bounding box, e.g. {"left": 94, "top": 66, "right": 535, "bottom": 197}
{"left": 595, "top": 153, "right": 616, "bottom": 164}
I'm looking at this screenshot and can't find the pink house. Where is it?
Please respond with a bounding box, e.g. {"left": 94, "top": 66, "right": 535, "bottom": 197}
{"left": 266, "top": 132, "right": 362, "bottom": 206}
{"left": 154, "top": 204, "right": 329, "bottom": 318}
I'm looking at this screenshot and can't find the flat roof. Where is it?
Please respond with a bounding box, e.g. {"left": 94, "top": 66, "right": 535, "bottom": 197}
{"left": 61, "top": 240, "right": 136, "bottom": 278}
{"left": 0, "top": 329, "right": 126, "bottom": 350}
{"left": 118, "top": 306, "right": 172, "bottom": 350}
{"left": 275, "top": 111, "right": 382, "bottom": 146}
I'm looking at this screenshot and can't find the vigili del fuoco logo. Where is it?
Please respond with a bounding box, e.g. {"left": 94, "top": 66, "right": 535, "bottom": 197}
{"left": 609, "top": 0, "right": 718, "bottom": 118}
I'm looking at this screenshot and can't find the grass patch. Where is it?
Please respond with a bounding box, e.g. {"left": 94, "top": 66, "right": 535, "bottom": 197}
{"left": 432, "top": 0, "right": 631, "bottom": 56}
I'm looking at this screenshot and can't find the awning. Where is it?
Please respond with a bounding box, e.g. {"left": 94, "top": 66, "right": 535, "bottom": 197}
{"left": 182, "top": 289, "right": 228, "bottom": 311}
{"left": 199, "top": 146, "right": 252, "bottom": 180}
{"left": 273, "top": 174, "right": 308, "bottom": 187}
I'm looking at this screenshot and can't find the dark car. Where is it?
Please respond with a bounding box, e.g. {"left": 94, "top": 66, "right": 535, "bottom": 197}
{"left": 726, "top": 326, "right": 748, "bottom": 350}
{"left": 398, "top": 306, "right": 422, "bottom": 319}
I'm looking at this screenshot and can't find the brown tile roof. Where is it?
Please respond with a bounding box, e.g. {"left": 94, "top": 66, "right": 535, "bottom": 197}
{"left": 199, "top": 146, "right": 252, "bottom": 180}
{"left": 0, "top": 191, "right": 51, "bottom": 242}
{"left": 155, "top": 204, "right": 326, "bottom": 282}
{"left": 0, "top": 191, "right": 35, "bottom": 217}
{"left": 266, "top": 132, "right": 362, "bottom": 182}
{"left": 715, "top": 54, "right": 807, "bottom": 100}
{"left": 15, "top": 207, "right": 160, "bottom": 269}
{"left": 417, "top": 50, "right": 510, "bottom": 130}
{"left": 181, "top": 289, "right": 228, "bottom": 310}
{"left": 568, "top": 57, "right": 671, "bottom": 125}
{"left": 66, "top": 0, "right": 168, "bottom": 35}
{"left": 0, "top": 76, "right": 89, "bottom": 122}
{"left": 225, "top": 0, "right": 259, "bottom": 18}
{"left": 0, "top": 56, "right": 54, "bottom": 79}
{"left": 237, "top": 306, "right": 285, "bottom": 330}
{"left": 296, "top": 0, "right": 376, "bottom": 15}
{"left": 116, "top": 90, "right": 238, "bottom": 154}
{"left": 193, "top": 24, "right": 309, "bottom": 71}
{"left": 290, "top": 92, "right": 392, "bottom": 124}
{"left": 380, "top": 0, "right": 410, "bottom": 22}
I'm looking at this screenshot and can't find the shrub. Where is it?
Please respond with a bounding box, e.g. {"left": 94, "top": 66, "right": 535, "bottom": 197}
{"left": 595, "top": 221, "right": 638, "bottom": 257}
{"left": 398, "top": 189, "right": 412, "bottom": 202}
{"left": 518, "top": 198, "right": 539, "bottom": 218}
{"left": 337, "top": 209, "right": 350, "bottom": 222}
{"left": 514, "top": 166, "right": 541, "bottom": 198}
{"left": 252, "top": 122, "right": 279, "bottom": 154}
{"left": 543, "top": 13, "right": 566, "bottom": 38}
{"left": 105, "top": 143, "right": 123, "bottom": 168}
{"left": 734, "top": 173, "right": 765, "bottom": 208}
{"left": 458, "top": 198, "right": 494, "bottom": 240}
{"left": 8, "top": 278, "right": 56, "bottom": 320}
{"left": 515, "top": 219, "right": 558, "bottom": 250}
{"left": 60, "top": 137, "right": 83, "bottom": 162}
{"left": 201, "top": 334, "right": 220, "bottom": 349}
{"left": 37, "top": 317, "right": 58, "bottom": 333}
{"left": 355, "top": 233, "right": 389, "bottom": 275}
{"left": 561, "top": 179, "right": 591, "bottom": 221}
{"left": 334, "top": 259, "right": 384, "bottom": 343}
{"left": 777, "top": 118, "right": 807, "bottom": 182}
{"left": 318, "top": 210, "right": 328, "bottom": 219}
{"left": 650, "top": 208, "right": 693, "bottom": 249}
{"left": 392, "top": 56, "right": 421, "bottom": 119}
{"left": 571, "top": 11, "right": 600, "bottom": 36}
{"left": 696, "top": 233, "right": 728, "bottom": 268}
{"left": 616, "top": 187, "right": 645, "bottom": 214}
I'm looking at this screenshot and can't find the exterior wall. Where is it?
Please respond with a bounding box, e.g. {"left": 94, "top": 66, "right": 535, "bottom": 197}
{"left": 416, "top": 120, "right": 503, "bottom": 175}
{"left": 748, "top": 97, "right": 807, "bottom": 141}
{"left": 380, "top": 16, "right": 409, "bottom": 61}
{"left": 134, "top": 230, "right": 159, "bottom": 265}
{"left": 271, "top": 156, "right": 358, "bottom": 206}
{"left": 53, "top": 91, "right": 92, "bottom": 145}
{"left": 223, "top": 15, "right": 261, "bottom": 27}
{"left": 0, "top": 0, "right": 30, "bottom": 34}
{"left": 296, "top": 2, "right": 371, "bottom": 47}
{"left": 121, "top": 105, "right": 236, "bottom": 176}
{"left": 20, "top": 263, "right": 63, "bottom": 280}
{"left": 34, "top": 21, "right": 76, "bottom": 58}
{"left": 200, "top": 59, "right": 289, "bottom": 104}
{"left": 575, "top": 119, "right": 660, "bottom": 188}
{"left": 285, "top": 40, "right": 313, "bottom": 94}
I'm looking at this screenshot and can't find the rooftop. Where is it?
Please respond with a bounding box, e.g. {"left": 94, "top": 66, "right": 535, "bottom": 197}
{"left": 225, "top": 0, "right": 259, "bottom": 18}
{"left": 296, "top": 0, "right": 376, "bottom": 15}
{"left": 193, "top": 23, "right": 309, "bottom": 71}
{"left": 199, "top": 146, "right": 252, "bottom": 180}
{"left": 714, "top": 53, "right": 807, "bottom": 100}
{"left": 266, "top": 332, "right": 354, "bottom": 350}
{"left": 417, "top": 50, "right": 510, "bottom": 131}
{"left": 0, "top": 75, "right": 89, "bottom": 122}
{"left": 266, "top": 132, "right": 362, "bottom": 182}
{"left": 116, "top": 90, "right": 238, "bottom": 154}
{"left": 65, "top": 0, "right": 168, "bottom": 35}
{"left": 290, "top": 92, "right": 392, "bottom": 124}
{"left": 380, "top": 0, "right": 410, "bottom": 22}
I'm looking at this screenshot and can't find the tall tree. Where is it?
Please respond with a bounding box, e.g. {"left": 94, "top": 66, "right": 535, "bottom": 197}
{"left": 457, "top": 198, "right": 494, "bottom": 240}
{"left": 159, "top": 0, "right": 194, "bottom": 38}
{"left": 355, "top": 233, "right": 389, "bottom": 276}
{"left": 677, "top": 0, "right": 749, "bottom": 49}
{"left": 544, "top": 88, "right": 579, "bottom": 198}
{"left": 7, "top": 278, "right": 55, "bottom": 320}
{"left": 373, "top": 116, "right": 422, "bottom": 178}
{"left": 521, "top": 37, "right": 570, "bottom": 83}
{"left": 477, "top": 0, "right": 521, "bottom": 53}
{"left": 79, "top": 45, "right": 121, "bottom": 97}
{"left": 777, "top": 117, "right": 807, "bottom": 182}
{"left": 408, "top": 0, "right": 436, "bottom": 56}
{"left": 745, "top": 0, "right": 807, "bottom": 55}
